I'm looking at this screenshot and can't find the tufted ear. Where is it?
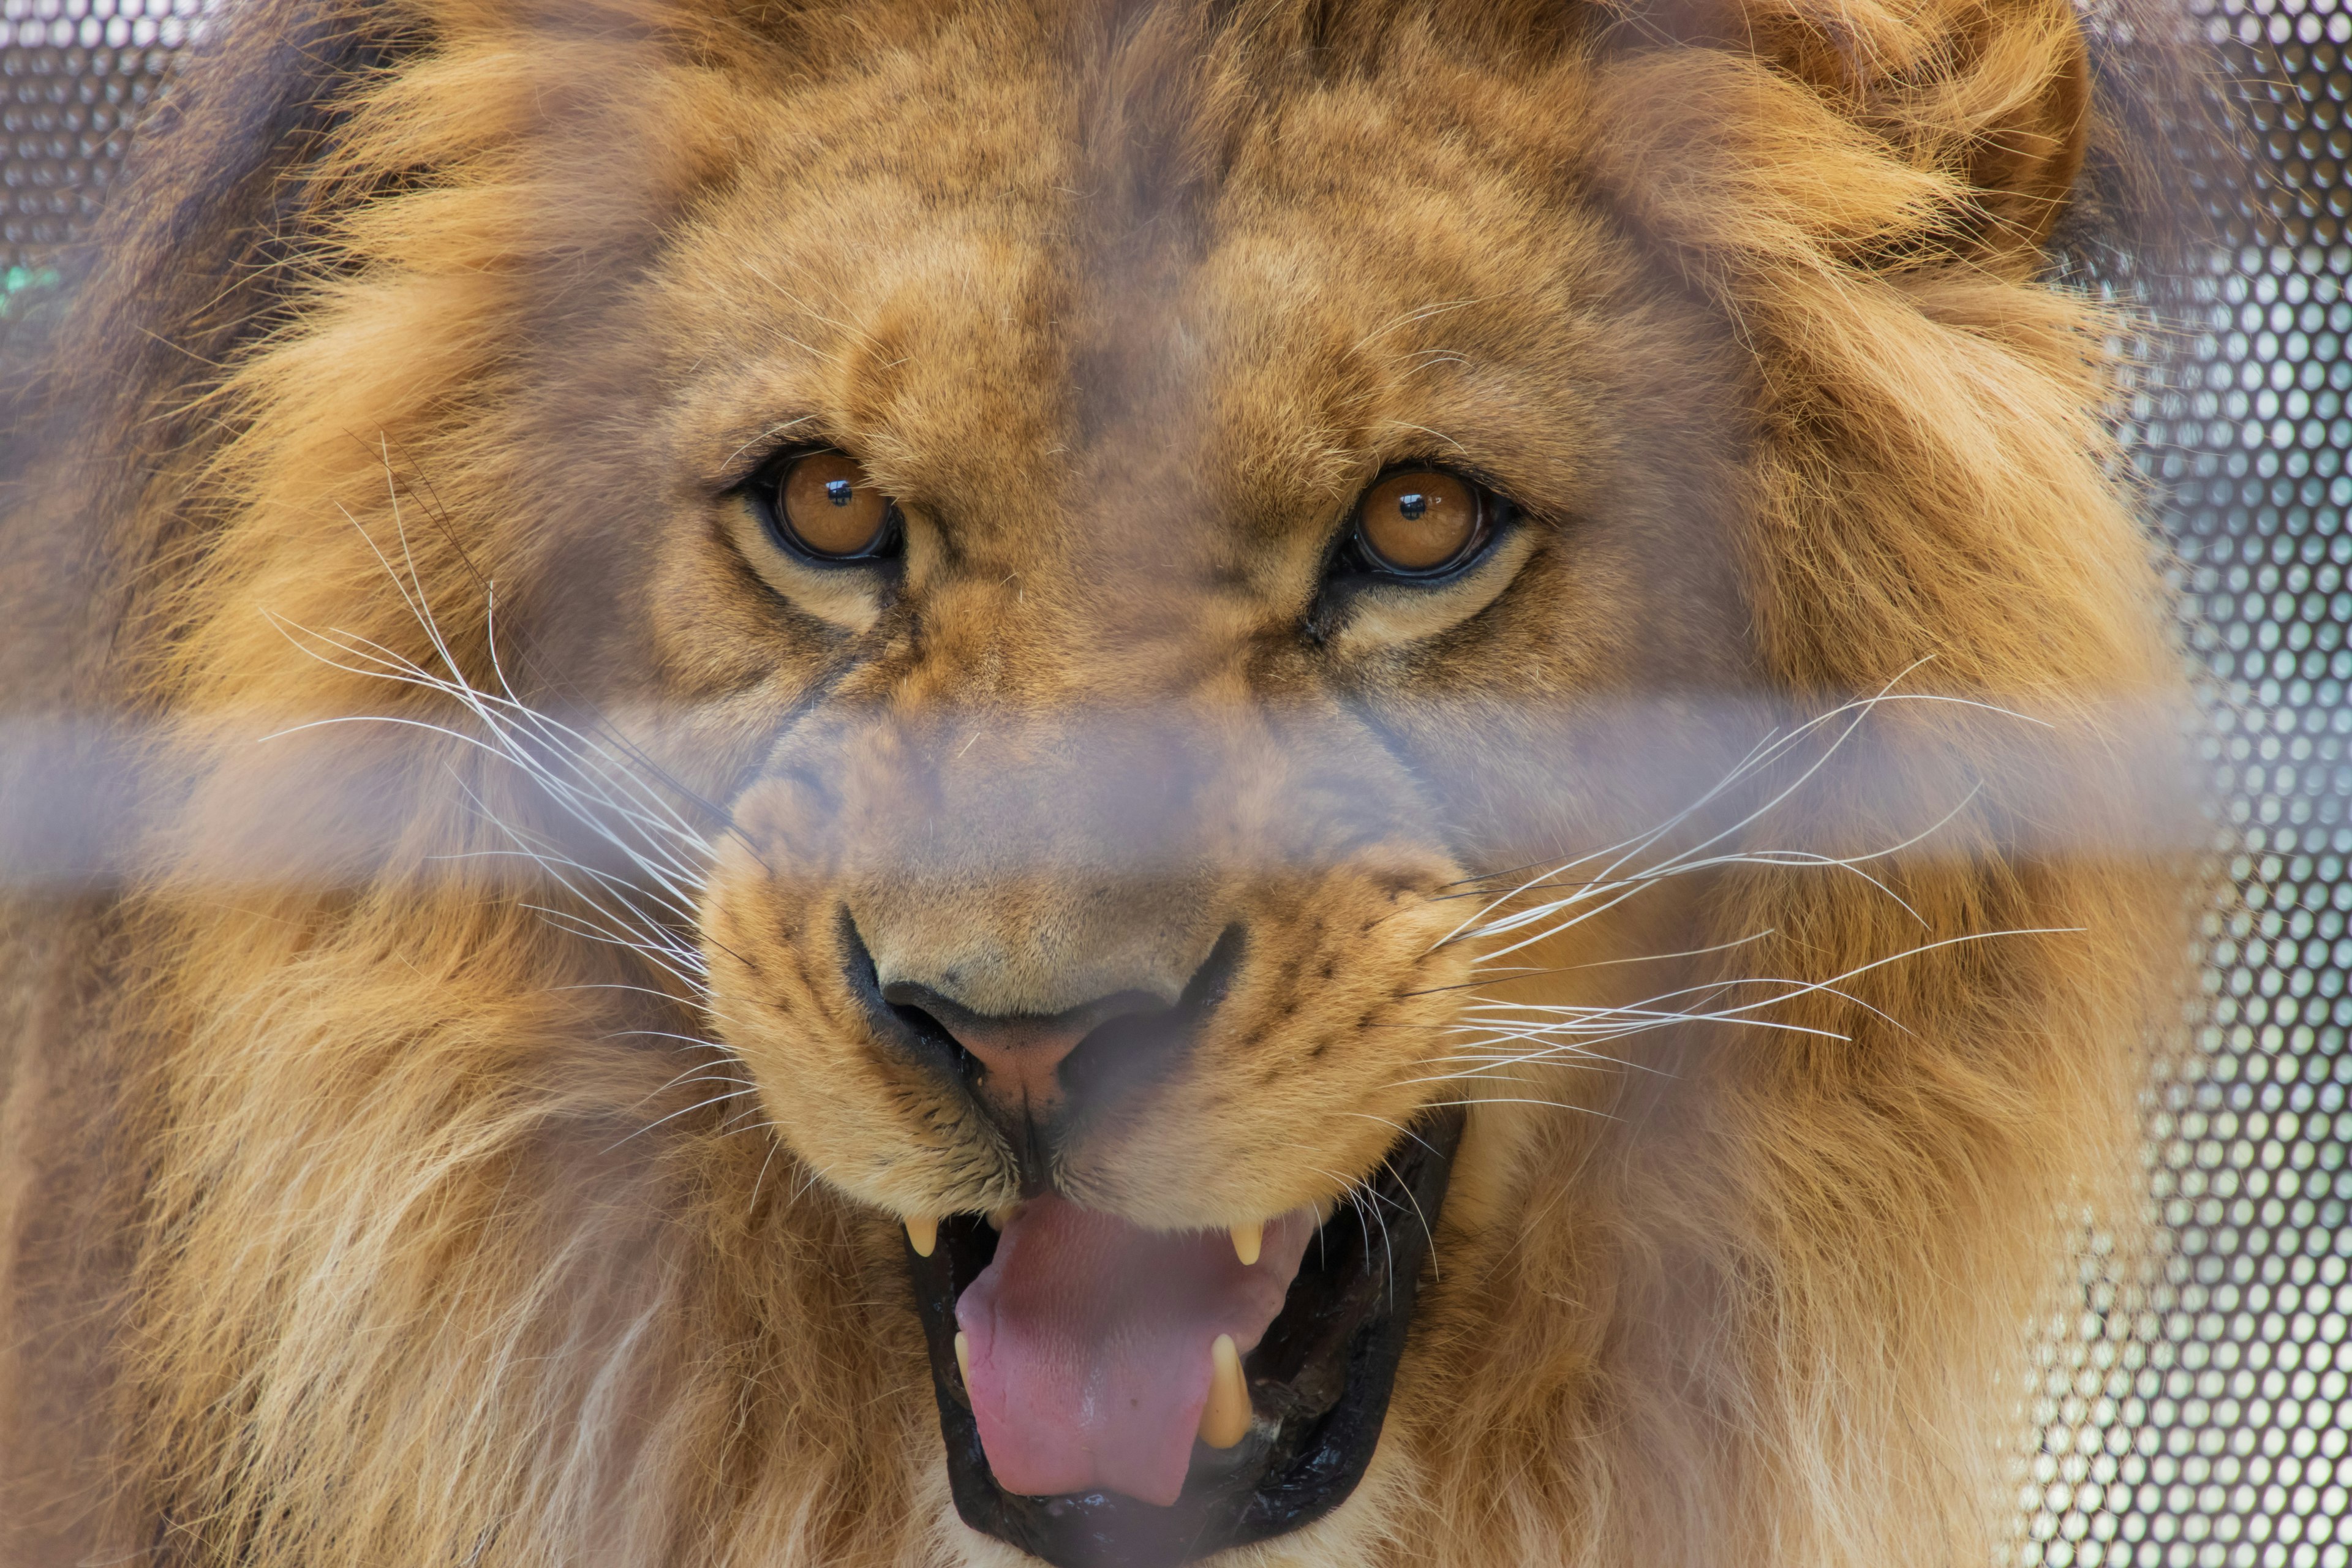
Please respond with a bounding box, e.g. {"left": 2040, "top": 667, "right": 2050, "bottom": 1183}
{"left": 1955, "top": 8, "right": 2092, "bottom": 258}
{"left": 1757, "top": 0, "right": 2093, "bottom": 263}
{"left": 1593, "top": 0, "right": 2096, "bottom": 274}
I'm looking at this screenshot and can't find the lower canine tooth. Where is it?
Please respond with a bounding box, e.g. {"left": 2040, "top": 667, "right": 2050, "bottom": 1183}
{"left": 905, "top": 1215, "right": 938, "bottom": 1257}
{"left": 954, "top": 1331, "right": 971, "bottom": 1387}
{"left": 1198, "top": 1333, "right": 1251, "bottom": 1450}
{"left": 1230, "top": 1221, "right": 1262, "bottom": 1267}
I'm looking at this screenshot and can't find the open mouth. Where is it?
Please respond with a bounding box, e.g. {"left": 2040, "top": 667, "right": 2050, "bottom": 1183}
{"left": 903, "top": 1107, "right": 1465, "bottom": 1568}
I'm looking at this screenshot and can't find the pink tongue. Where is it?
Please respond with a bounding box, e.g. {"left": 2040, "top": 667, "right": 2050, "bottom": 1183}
{"left": 954, "top": 1196, "right": 1312, "bottom": 1507}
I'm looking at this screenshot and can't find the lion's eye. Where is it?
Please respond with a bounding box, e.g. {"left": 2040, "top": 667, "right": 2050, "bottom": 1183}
{"left": 771, "top": 450, "right": 900, "bottom": 561}
{"left": 1351, "top": 468, "right": 1491, "bottom": 577}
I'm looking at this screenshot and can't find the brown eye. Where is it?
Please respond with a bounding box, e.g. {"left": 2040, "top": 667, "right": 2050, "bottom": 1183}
{"left": 775, "top": 450, "right": 897, "bottom": 559}
{"left": 1353, "top": 468, "right": 1487, "bottom": 576}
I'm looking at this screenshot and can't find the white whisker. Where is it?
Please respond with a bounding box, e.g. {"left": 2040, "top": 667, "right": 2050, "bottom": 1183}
{"left": 603, "top": 1088, "right": 758, "bottom": 1153}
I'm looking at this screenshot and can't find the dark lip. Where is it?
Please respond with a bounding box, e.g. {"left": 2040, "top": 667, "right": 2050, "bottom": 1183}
{"left": 902, "top": 1106, "right": 1466, "bottom": 1568}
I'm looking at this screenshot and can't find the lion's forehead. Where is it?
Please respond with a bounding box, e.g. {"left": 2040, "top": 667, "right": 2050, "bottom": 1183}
{"left": 633, "top": 28, "right": 1626, "bottom": 567}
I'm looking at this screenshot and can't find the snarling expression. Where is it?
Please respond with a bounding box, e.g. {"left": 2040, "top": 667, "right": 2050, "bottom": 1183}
{"left": 499, "top": 10, "right": 1749, "bottom": 1562}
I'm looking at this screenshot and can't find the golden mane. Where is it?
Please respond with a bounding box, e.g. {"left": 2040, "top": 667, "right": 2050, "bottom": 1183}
{"left": 1, "top": 2, "right": 2199, "bottom": 1565}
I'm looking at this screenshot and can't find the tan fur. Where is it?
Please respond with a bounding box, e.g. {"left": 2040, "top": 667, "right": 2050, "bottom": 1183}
{"left": 1, "top": 1, "right": 2188, "bottom": 1564}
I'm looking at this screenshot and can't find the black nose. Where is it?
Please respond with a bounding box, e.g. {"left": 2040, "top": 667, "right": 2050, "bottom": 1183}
{"left": 839, "top": 911, "right": 1244, "bottom": 1172}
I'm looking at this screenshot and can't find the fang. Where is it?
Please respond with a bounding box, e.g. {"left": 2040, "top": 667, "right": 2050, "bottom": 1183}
{"left": 1197, "top": 1333, "right": 1250, "bottom": 1450}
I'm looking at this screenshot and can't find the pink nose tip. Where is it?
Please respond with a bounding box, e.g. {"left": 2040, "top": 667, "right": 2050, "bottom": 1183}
{"left": 946, "top": 1017, "right": 1092, "bottom": 1116}
{"left": 876, "top": 981, "right": 1177, "bottom": 1124}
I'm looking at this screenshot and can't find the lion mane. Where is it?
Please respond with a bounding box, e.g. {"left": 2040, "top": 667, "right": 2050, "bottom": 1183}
{"left": 1, "top": 1, "right": 2192, "bottom": 1566}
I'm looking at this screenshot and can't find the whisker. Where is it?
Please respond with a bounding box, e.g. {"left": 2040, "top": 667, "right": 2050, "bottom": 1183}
{"left": 603, "top": 1088, "right": 760, "bottom": 1153}
{"left": 275, "top": 511, "right": 728, "bottom": 1054}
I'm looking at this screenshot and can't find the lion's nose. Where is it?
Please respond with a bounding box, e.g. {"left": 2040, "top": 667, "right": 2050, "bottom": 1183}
{"left": 845, "top": 914, "right": 1245, "bottom": 1171}
{"left": 878, "top": 983, "right": 1168, "bottom": 1120}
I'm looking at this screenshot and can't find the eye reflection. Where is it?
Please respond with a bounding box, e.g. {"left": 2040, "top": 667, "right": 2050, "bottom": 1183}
{"left": 774, "top": 450, "right": 897, "bottom": 560}
{"left": 1352, "top": 468, "right": 1488, "bottom": 576}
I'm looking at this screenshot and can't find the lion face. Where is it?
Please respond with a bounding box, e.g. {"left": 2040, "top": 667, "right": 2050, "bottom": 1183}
{"left": 483, "top": 12, "right": 1754, "bottom": 1544}
{"left": 681, "top": 224, "right": 1736, "bottom": 1225}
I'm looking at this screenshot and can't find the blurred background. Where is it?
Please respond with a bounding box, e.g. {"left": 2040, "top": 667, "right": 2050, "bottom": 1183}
{"left": 4, "top": 0, "right": 2349, "bottom": 1562}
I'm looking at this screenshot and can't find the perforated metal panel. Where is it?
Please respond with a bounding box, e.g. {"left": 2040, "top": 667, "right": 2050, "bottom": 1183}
{"left": 0, "top": 0, "right": 190, "bottom": 282}
{"left": 6, "top": 2, "right": 2352, "bottom": 1562}
{"left": 2016, "top": 3, "right": 2352, "bottom": 1562}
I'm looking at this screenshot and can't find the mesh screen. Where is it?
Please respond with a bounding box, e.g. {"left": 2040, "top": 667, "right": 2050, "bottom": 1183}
{"left": 2016, "top": 5, "right": 2352, "bottom": 1564}
{"left": 0, "top": 0, "right": 190, "bottom": 280}
{"left": 3, "top": 2, "right": 2350, "bottom": 1562}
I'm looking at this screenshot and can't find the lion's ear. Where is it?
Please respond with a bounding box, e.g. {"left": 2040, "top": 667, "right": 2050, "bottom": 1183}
{"left": 1757, "top": 0, "right": 2094, "bottom": 265}
{"left": 1656, "top": 0, "right": 2098, "bottom": 270}
{"left": 1591, "top": 0, "right": 2100, "bottom": 277}
{"left": 1954, "top": 13, "right": 2091, "bottom": 258}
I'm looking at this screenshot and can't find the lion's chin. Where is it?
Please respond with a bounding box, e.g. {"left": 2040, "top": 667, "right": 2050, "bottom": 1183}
{"left": 902, "top": 1107, "right": 1464, "bottom": 1568}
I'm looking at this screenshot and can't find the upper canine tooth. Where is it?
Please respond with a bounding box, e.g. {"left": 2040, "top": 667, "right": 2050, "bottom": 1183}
{"left": 1198, "top": 1333, "right": 1251, "bottom": 1450}
{"left": 954, "top": 1331, "right": 972, "bottom": 1387}
{"left": 1230, "top": 1221, "right": 1262, "bottom": 1268}
{"left": 905, "top": 1215, "right": 938, "bottom": 1258}
{"left": 987, "top": 1207, "right": 1014, "bottom": 1231}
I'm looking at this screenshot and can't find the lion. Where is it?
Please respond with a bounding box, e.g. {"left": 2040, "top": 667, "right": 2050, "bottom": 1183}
{"left": 0, "top": 0, "right": 2199, "bottom": 1564}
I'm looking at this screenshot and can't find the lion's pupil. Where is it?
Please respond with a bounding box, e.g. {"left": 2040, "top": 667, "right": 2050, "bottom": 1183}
{"left": 1398, "top": 492, "right": 1428, "bottom": 521}
{"left": 826, "top": 479, "right": 854, "bottom": 507}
